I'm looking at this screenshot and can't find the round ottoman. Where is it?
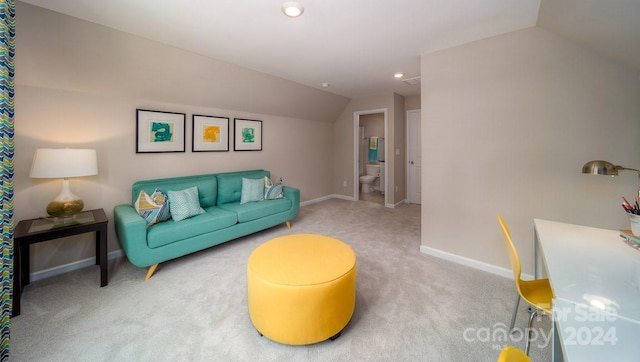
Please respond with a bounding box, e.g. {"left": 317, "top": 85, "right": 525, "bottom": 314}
{"left": 247, "top": 234, "right": 356, "bottom": 345}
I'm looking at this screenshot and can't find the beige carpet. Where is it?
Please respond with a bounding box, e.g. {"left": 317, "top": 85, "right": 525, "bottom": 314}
{"left": 10, "top": 199, "right": 550, "bottom": 361}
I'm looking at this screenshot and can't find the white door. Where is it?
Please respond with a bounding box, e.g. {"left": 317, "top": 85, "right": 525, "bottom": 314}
{"left": 407, "top": 110, "right": 421, "bottom": 204}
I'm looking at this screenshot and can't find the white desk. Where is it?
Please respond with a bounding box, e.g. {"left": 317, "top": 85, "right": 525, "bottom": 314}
{"left": 534, "top": 219, "right": 640, "bottom": 362}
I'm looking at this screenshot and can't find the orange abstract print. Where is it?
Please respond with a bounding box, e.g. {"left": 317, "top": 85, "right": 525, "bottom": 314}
{"left": 203, "top": 125, "right": 220, "bottom": 143}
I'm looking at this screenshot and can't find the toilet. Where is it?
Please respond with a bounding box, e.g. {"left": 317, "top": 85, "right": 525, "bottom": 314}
{"left": 359, "top": 164, "right": 380, "bottom": 193}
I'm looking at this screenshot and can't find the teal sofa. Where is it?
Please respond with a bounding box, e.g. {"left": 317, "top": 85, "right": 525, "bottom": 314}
{"left": 113, "top": 170, "right": 300, "bottom": 279}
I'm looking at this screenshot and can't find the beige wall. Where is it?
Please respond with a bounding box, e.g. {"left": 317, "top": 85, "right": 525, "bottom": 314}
{"left": 359, "top": 113, "right": 384, "bottom": 139}
{"left": 420, "top": 27, "right": 640, "bottom": 275}
{"left": 15, "top": 2, "right": 346, "bottom": 273}
{"left": 404, "top": 94, "right": 421, "bottom": 111}
{"left": 16, "top": 2, "right": 349, "bottom": 124}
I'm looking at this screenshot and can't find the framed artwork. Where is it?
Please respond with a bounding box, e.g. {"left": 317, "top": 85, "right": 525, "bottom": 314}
{"left": 234, "top": 118, "right": 262, "bottom": 151}
{"left": 136, "top": 109, "right": 186, "bottom": 153}
{"left": 192, "top": 115, "right": 230, "bottom": 152}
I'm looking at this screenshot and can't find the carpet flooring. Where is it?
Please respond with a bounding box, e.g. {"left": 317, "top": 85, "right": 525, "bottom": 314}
{"left": 10, "top": 198, "right": 551, "bottom": 361}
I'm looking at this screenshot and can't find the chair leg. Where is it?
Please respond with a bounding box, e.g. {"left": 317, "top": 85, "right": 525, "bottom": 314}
{"left": 524, "top": 308, "right": 540, "bottom": 356}
{"left": 509, "top": 293, "right": 521, "bottom": 333}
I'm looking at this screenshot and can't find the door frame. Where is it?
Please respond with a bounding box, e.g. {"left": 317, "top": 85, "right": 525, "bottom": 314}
{"left": 406, "top": 109, "right": 421, "bottom": 204}
{"left": 353, "top": 108, "right": 388, "bottom": 206}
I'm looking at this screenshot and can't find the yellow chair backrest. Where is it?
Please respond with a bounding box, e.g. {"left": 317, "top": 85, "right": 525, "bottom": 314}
{"left": 497, "top": 214, "right": 523, "bottom": 295}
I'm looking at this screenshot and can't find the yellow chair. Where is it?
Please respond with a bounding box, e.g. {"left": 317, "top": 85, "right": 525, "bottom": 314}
{"left": 497, "top": 214, "right": 553, "bottom": 355}
{"left": 497, "top": 345, "right": 531, "bottom": 362}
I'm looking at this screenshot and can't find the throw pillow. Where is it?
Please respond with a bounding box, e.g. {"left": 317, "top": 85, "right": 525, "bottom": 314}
{"left": 151, "top": 188, "right": 171, "bottom": 222}
{"left": 241, "top": 177, "right": 264, "bottom": 204}
{"left": 168, "top": 186, "right": 205, "bottom": 222}
{"left": 134, "top": 188, "right": 170, "bottom": 226}
{"left": 264, "top": 176, "right": 284, "bottom": 200}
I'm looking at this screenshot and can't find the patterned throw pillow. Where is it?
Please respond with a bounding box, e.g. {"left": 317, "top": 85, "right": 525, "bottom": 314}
{"left": 134, "top": 188, "right": 171, "bottom": 226}
{"left": 168, "top": 186, "right": 205, "bottom": 222}
{"left": 264, "top": 176, "right": 284, "bottom": 200}
{"left": 240, "top": 178, "right": 264, "bottom": 204}
{"left": 151, "top": 188, "right": 171, "bottom": 222}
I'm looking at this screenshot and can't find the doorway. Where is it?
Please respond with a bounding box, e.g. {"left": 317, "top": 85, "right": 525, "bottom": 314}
{"left": 353, "top": 108, "right": 388, "bottom": 206}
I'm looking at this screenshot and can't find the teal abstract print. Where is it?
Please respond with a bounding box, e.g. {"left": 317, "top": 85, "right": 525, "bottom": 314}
{"left": 150, "top": 121, "right": 173, "bottom": 142}
{"left": 233, "top": 118, "right": 262, "bottom": 151}
{"left": 0, "top": 0, "right": 14, "bottom": 359}
{"left": 241, "top": 127, "right": 255, "bottom": 143}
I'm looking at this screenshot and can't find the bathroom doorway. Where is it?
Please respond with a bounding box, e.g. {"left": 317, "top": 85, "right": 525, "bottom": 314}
{"left": 353, "top": 108, "right": 387, "bottom": 206}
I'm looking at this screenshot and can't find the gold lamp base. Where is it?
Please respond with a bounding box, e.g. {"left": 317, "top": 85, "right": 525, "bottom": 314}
{"left": 45, "top": 178, "right": 85, "bottom": 218}
{"left": 46, "top": 199, "right": 84, "bottom": 218}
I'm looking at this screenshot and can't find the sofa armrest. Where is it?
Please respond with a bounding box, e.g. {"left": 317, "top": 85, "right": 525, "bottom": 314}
{"left": 283, "top": 186, "right": 300, "bottom": 216}
{"left": 113, "top": 204, "right": 150, "bottom": 267}
{"left": 283, "top": 186, "right": 300, "bottom": 202}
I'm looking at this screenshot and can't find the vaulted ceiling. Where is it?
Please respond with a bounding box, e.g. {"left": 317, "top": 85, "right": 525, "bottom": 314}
{"left": 19, "top": 0, "right": 640, "bottom": 99}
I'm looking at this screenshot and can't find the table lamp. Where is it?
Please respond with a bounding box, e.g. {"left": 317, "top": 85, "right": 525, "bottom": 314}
{"left": 29, "top": 148, "right": 98, "bottom": 218}
{"left": 582, "top": 160, "right": 640, "bottom": 198}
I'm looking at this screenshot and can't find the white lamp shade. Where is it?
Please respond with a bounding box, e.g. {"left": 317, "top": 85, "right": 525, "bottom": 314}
{"left": 30, "top": 148, "right": 98, "bottom": 178}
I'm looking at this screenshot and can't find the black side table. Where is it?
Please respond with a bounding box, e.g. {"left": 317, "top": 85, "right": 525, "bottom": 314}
{"left": 13, "top": 208, "right": 108, "bottom": 317}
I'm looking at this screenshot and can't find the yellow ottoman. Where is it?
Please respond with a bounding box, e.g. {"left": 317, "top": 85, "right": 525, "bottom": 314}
{"left": 247, "top": 234, "right": 357, "bottom": 345}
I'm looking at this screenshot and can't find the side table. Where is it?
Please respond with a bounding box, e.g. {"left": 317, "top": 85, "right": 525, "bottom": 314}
{"left": 13, "top": 208, "right": 109, "bottom": 317}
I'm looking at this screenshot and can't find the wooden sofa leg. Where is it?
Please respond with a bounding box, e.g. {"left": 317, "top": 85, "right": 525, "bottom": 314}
{"left": 285, "top": 221, "right": 291, "bottom": 229}
{"left": 145, "top": 264, "right": 159, "bottom": 281}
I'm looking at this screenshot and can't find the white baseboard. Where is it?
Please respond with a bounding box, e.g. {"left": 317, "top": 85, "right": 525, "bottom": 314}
{"left": 30, "top": 250, "right": 124, "bottom": 283}
{"left": 387, "top": 199, "right": 407, "bottom": 208}
{"left": 300, "top": 194, "right": 344, "bottom": 206}
{"left": 419, "top": 245, "right": 534, "bottom": 281}
{"left": 304, "top": 194, "right": 400, "bottom": 209}
{"left": 301, "top": 194, "right": 355, "bottom": 207}
{"left": 331, "top": 194, "right": 356, "bottom": 202}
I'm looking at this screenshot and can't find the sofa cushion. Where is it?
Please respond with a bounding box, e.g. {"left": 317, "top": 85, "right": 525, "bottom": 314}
{"left": 241, "top": 177, "right": 264, "bottom": 204}
{"left": 147, "top": 207, "right": 238, "bottom": 249}
{"left": 218, "top": 198, "right": 292, "bottom": 223}
{"left": 168, "top": 186, "right": 206, "bottom": 222}
{"left": 217, "top": 170, "right": 270, "bottom": 205}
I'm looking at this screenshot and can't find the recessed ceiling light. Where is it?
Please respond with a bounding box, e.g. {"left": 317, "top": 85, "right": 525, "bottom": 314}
{"left": 394, "top": 73, "right": 404, "bottom": 79}
{"left": 282, "top": 2, "right": 304, "bottom": 18}
{"left": 321, "top": 82, "right": 330, "bottom": 88}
